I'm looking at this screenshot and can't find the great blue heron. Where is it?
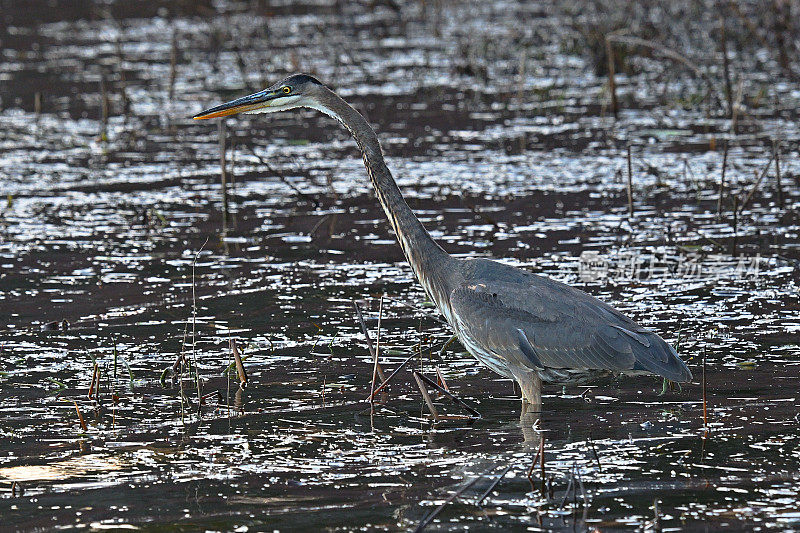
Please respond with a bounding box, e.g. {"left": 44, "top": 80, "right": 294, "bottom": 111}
{"left": 194, "top": 73, "right": 692, "bottom": 405}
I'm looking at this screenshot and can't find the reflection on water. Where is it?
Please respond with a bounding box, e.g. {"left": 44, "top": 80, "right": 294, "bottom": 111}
{"left": 1, "top": 0, "right": 799, "bottom": 530}
{"left": 0, "top": 455, "right": 121, "bottom": 482}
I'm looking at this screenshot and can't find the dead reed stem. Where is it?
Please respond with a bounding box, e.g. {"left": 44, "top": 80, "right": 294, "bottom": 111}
{"left": 369, "top": 296, "right": 384, "bottom": 411}
{"left": 732, "top": 196, "right": 738, "bottom": 256}
{"left": 367, "top": 351, "right": 415, "bottom": 401}
{"left": 539, "top": 433, "right": 546, "bottom": 495}
{"left": 773, "top": 140, "right": 783, "bottom": 208}
{"left": 740, "top": 155, "right": 775, "bottom": 213}
{"left": 218, "top": 121, "right": 229, "bottom": 231}
{"left": 413, "top": 371, "right": 439, "bottom": 419}
{"left": 100, "top": 73, "right": 109, "bottom": 142}
{"left": 414, "top": 371, "right": 480, "bottom": 418}
{"left": 720, "top": 18, "right": 733, "bottom": 119}
{"left": 605, "top": 36, "right": 618, "bottom": 118}
{"left": 190, "top": 238, "right": 209, "bottom": 416}
{"left": 72, "top": 400, "right": 88, "bottom": 431}
{"left": 717, "top": 140, "right": 729, "bottom": 217}
{"left": 88, "top": 363, "right": 98, "bottom": 399}
{"left": 169, "top": 29, "right": 178, "bottom": 101}
{"left": 354, "top": 300, "right": 386, "bottom": 383}
{"left": 626, "top": 145, "right": 634, "bottom": 217}
{"left": 702, "top": 348, "right": 708, "bottom": 428}
{"left": 230, "top": 338, "right": 247, "bottom": 387}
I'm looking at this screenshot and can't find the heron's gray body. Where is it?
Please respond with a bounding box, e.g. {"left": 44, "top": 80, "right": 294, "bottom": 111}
{"left": 194, "top": 73, "right": 693, "bottom": 404}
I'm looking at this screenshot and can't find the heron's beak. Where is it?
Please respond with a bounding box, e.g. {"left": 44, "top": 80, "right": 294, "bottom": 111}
{"left": 192, "top": 89, "right": 284, "bottom": 120}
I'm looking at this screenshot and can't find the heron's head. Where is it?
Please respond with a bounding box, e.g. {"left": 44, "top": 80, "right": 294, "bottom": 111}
{"left": 193, "top": 73, "right": 327, "bottom": 120}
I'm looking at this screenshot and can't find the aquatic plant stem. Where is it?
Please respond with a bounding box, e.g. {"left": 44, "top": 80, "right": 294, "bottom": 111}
{"left": 626, "top": 145, "right": 634, "bottom": 217}
{"left": 369, "top": 295, "right": 384, "bottom": 412}
{"left": 702, "top": 348, "right": 708, "bottom": 428}
{"left": 191, "top": 237, "right": 209, "bottom": 417}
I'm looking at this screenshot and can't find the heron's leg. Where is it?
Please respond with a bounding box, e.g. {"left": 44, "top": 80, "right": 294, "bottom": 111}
{"left": 519, "top": 375, "right": 543, "bottom": 445}
{"left": 518, "top": 372, "right": 543, "bottom": 407}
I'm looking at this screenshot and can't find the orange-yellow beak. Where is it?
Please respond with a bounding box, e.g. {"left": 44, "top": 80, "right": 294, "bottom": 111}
{"left": 193, "top": 89, "right": 279, "bottom": 120}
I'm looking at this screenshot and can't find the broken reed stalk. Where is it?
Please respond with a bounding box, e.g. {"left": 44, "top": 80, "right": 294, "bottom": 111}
{"left": 739, "top": 154, "right": 776, "bottom": 214}
{"left": 702, "top": 348, "right": 708, "bottom": 428}
{"left": 435, "top": 366, "right": 449, "bottom": 392}
{"left": 413, "top": 371, "right": 440, "bottom": 419}
{"left": 72, "top": 400, "right": 88, "bottom": 431}
{"left": 369, "top": 296, "right": 385, "bottom": 410}
{"left": 626, "top": 145, "right": 634, "bottom": 217}
{"left": 219, "top": 120, "right": 230, "bottom": 231}
{"left": 353, "top": 300, "right": 386, "bottom": 383}
{"left": 230, "top": 338, "right": 247, "bottom": 387}
{"left": 414, "top": 371, "right": 481, "bottom": 418}
{"left": 773, "top": 140, "right": 783, "bottom": 208}
{"left": 367, "top": 351, "right": 415, "bottom": 401}
{"left": 414, "top": 476, "right": 482, "bottom": 533}
{"left": 34, "top": 92, "right": 41, "bottom": 117}
{"left": 605, "top": 36, "right": 618, "bottom": 118}
{"left": 717, "top": 140, "right": 729, "bottom": 217}
{"left": 475, "top": 465, "right": 513, "bottom": 506}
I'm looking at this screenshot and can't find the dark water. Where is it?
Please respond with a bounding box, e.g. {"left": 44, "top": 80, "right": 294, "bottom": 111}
{"left": 1, "top": 1, "right": 799, "bottom": 531}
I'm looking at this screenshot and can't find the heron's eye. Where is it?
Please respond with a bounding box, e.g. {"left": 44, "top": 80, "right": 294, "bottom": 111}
{"left": 282, "top": 86, "right": 292, "bottom": 94}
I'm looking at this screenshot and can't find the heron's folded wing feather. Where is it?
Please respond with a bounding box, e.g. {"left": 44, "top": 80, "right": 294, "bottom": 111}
{"left": 449, "top": 280, "right": 691, "bottom": 382}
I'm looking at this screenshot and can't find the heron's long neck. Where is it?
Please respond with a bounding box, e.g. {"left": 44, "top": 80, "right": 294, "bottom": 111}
{"left": 315, "top": 92, "right": 459, "bottom": 309}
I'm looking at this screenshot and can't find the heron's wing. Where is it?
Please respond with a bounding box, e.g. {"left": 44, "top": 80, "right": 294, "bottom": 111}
{"left": 448, "top": 274, "right": 692, "bottom": 382}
